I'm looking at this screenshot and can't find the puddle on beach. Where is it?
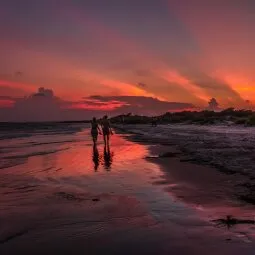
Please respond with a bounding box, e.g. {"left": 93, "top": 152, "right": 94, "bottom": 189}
{"left": 0, "top": 127, "right": 255, "bottom": 254}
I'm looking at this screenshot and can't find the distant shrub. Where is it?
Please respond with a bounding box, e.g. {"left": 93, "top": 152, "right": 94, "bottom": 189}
{"left": 246, "top": 115, "right": 255, "bottom": 126}
{"left": 235, "top": 118, "right": 247, "bottom": 125}
{"left": 111, "top": 109, "right": 255, "bottom": 126}
{"left": 235, "top": 110, "right": 253, "bottom": 118}
{"left": 202, "top": 110, "right": 216, "bottom": 118}
{"left": 219, "top": 108, "right": 235, "bottom": 115}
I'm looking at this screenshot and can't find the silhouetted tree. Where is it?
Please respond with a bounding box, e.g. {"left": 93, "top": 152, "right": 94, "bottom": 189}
{"left": 208, "top": 98, "right": 219, "bottom": 111}
{"left": 245, "top": 100, "right": 253, "bottom": 110}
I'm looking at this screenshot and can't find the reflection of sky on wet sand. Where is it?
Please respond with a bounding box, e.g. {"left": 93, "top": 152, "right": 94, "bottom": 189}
{"left": 25, "top": 129, "right": 151, "bottom": 177}
{"left": 1, "top": 129, "right": 145, "bottom": 173}
{"left": 1, "top": 128, "right": 163, "bottom": 198}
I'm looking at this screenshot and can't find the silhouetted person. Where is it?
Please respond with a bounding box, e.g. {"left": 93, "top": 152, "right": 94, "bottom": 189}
{"left": 151, "top": 117, "right": 157, "bottom": 127}
{"left": 92, "top": 143, "right": 100, "bottom": 171}
{"left": 103, "top": 144, "right": 113, "bottom": 171}
{"left": 101, "top": 115, "right": 113, "bottom": 147}
{"left": 91, "top": 117, "right": 101, "bottom": 145}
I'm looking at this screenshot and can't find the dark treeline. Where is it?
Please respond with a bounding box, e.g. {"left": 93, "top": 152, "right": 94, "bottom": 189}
{"left": 111, "top": 108, "right": 255, "bottom": 126}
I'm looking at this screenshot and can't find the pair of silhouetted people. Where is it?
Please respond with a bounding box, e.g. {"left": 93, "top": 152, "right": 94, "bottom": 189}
{"left": 91, "top": 115, "right": 113, "bottom": 147}
{"left": 91, "top": 115, "right": 113, "bottom": 171}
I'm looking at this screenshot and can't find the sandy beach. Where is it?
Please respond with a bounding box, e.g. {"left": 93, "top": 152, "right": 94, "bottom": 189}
{"left": 1, "top": 123, "right": 255, "bottom": 255}
{"left": 117, "top": 124, "right": 255, "bottom": 204}
{"left": 2, "top": 0, "right": 255, "bottom": 254}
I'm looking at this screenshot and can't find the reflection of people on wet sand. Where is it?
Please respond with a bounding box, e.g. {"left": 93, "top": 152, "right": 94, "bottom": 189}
{"left": 91, "top": 117, "right": 101, "bottom": 145}
{"left": 103, "top": 144, "right": 113, "bottom": 170}
{"left": 92, "top": 143, "right": 100, "bottom": 171}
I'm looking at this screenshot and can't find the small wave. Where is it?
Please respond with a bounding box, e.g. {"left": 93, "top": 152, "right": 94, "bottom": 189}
{"left": 54, "top": 191, "right": 87, "bottom": 201}
{"left": 0, "top": 229, "right": 30, "bottom": 244}
{"left": 0, "top": 142, "right": 36, "bottom": 150}
{"left": 0, "top": 122, "right": 89, "bottom": 141}
{"left": 3, "top": 148, "right": 69, "bottom": 160}
{"left": 0, "top": 133, "right": 32, "bottom": 140}
{"left": 0, "top": 158, "right": 27, "bottom": 170}
{"left": 0, "top": 140, "right": 77, "bottom": 151}
{"left": 31, "top": 140, "right": 77, "bottom": 146}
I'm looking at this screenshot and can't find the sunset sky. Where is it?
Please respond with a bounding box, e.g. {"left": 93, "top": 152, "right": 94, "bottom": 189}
{"left": 0, "top": 0, "right": 255, "bottom": 121}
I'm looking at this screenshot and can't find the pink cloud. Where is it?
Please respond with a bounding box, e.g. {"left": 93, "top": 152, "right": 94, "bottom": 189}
{"left": 68, "top": 98, "right": 129, "bottom": 111}
{"left": 0, "top": 80, "right": 34, "bottom": 93}
{"left": 0, "top": 99, "right": 14, "bottom": 108}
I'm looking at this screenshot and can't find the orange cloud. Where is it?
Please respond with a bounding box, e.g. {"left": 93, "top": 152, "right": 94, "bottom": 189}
{"left": 100, "top": 79, "right": 163, "bottom": 99}
{"left": 69, "top": 11, "right": 212, "bottom": 104}
{"left": 157, "top": 70, "right": 210, "bottom": 103}
{"left": 67, "top": 97, "right": 129, "bottom": 111}
{"left": 69, "top": 102, "right": 126, "bottom": 111}
{"left": 72, "top": 66, "right": 164, "bottom": 99}
{"left": 170, "top": 1, "right": 255, "bottom": 106}
{"left": 3, "top": 2, "right": 253, "bottom": 109}
{"left": 0, "top": 7, "right": 210, "bottom": 106}
{"left": 217, "top": 74, "right": 255, "bottom": 105}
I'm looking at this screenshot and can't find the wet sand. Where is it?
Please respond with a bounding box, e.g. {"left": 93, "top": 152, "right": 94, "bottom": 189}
{"left": 1, "top": 126, "right": 255, "bottom": 254}
{"left": 117, "top": 124, "right": 255, "bottom": 205}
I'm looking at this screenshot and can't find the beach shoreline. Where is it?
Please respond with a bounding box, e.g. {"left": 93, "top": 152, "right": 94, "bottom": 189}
{"left": 114, "top": 124, "right": 255, "bottom": 207}
{"left": 1, "top": 124, "right": 255, "bottom": 254}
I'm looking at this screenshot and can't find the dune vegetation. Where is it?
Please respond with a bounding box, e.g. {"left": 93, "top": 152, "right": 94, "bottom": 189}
{"left": 111, "top": 108, "right": 255, "bottom": 126}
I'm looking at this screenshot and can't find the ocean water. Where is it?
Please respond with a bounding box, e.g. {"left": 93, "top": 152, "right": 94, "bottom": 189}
{"left": 0, "top": 122, "right": 88, "bottom": 169}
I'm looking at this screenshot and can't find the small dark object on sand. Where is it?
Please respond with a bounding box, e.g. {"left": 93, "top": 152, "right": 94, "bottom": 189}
{"left": 92, "top": 198, "right": 100, "bottom": 202}
{"left": 212, "top": 215, "right": 255, "bottom": 229}
{"left": 151, "top": 118, "right": 157, "bottom": 127}
{"left": 238, "top": 194, "right": 255, "bottom": 205}
{"left": 56, "top": 192, "right": 76, "bottom": 200}
{"left": 159, "top": 152, "right": 180, "bottom": 158}
{"left": 180, "top": 158, "right": 197, "bottom": 163}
